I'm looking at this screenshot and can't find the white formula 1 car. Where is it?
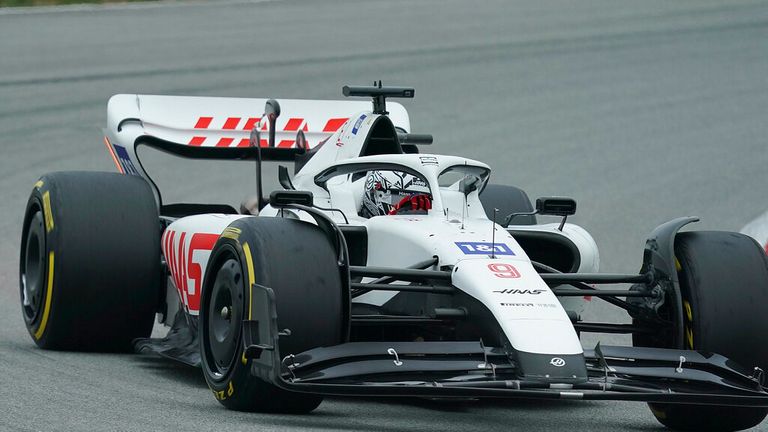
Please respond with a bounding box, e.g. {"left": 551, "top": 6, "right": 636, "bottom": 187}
{"left": 19, "top": 84, "right": 768, "bottom": 431}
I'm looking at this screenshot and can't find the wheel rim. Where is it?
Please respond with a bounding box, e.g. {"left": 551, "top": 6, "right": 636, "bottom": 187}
{"left": 205, "top": 257, "right": 244, "bottom": 379}
{"left": 21, "top": 211, "right": 46, "bottom": 324}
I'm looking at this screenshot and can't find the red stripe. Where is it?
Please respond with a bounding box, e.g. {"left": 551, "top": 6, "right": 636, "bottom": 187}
{"left": 283, "top": 118, "right": 304, "bottom": 131}
{"left": 178, "top": 232, "right": 187, "bottom": 301}
{"left": 222, "top": 117, "right": 241, "bottom": 130}
{"left": 236, "top": 138, "right": 250, "bottom": 147}
{"left": 189, "top": 136, "right": 206, "bottom": 146}
{"left": 167, "top": 231, "right": 177, "bottom": 292}
{"left": 215, "top": 138, "right": 234, "bottom": 147}
{"left": 194, "top": 117, "right": 213, "bottom": 129}
{"left": 242, "top": 117, "right": 261, "bottom": 131}
{"left": 323, "top": 118, "right": 349, "bottom": 132}
{"left": 186, "top": 233, "right": 219, "bottom": 312}
{"left": 162, "top": 231, "right": 170, "bottom": 286}
{"left": 162, "top": 231, "right": 170, "bottom": 268}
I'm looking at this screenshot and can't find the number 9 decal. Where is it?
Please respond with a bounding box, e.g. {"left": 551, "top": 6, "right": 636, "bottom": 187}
{"left": 488, "top": 263, "right": 521, "bottom": 278}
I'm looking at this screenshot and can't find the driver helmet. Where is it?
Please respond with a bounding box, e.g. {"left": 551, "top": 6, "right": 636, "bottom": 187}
{"left": 359, "top": 170, "right": 431, "bottom": 218}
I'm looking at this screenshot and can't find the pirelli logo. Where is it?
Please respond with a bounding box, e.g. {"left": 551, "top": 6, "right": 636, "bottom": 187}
{"left": 42, "top": 191, "right": 54, "bottom": 233}
{"left": 220, "top": 227, "right": 241, "bottom": 241}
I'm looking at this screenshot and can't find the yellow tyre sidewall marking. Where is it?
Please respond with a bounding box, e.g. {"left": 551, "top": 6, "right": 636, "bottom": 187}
{"left": 221, "top": 227, "right": 241, "bottom": 241}
{"left": 33, "top": 251, "right": 55, "bottom": 340}
{"left": 241, "top": 242, "right": 256, "bottom": 365}
{"left": 213, "top": 381, "right": 235, "bottom": 401}
{"left": 42, "top": 191, "right": 54, "bottom": 233}
{"left": 242, "top": 242, "right": 255, "bottom": 320}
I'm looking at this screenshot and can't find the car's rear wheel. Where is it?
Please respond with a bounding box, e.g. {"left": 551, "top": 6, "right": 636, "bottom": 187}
{"left": 200, "top": 217, "right": 346, "bottom": 413}
{"left": 19, "top": 172, "right": 161, "bottom": 351}
{"left": 638, "top": 231, "right": 768, "bottom": 431}
{"left": 479, "top": 184, "right": 536, "bottom": 225}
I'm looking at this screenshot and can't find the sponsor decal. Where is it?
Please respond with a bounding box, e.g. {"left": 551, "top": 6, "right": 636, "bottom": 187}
{"left": 455, "top": 242, "right": 515, "bottom": 256}
{"left": 352, "top": 114, "right": 366, "bottom": 135}
{"left": 212, "top": 381, "right": 235, "bottom": 401}
{"left": 488, "top": 263, "right": 520, "bottom": 278}
{"left": 494, "top": 289, "right": 546, "bottom": 295}
{"left": 113, "top": 144, "right": 140, "bottom": 175}
{"left": 419, "top": 156, "right": 438, "bottom": 166}
{"left": 336, "top": 124, "right": 348, "bottom": 147}
{"left": 42, "top": 191, "right": 54, "bottom": 233}
{"left": 409, "top": 177, "right": 428, "bottom": 188}
{"left": 550, "top": 357, "right": 566, "bottom": 367}
{"left": 501, "top": 302, "right": 557, "bottom": 308}
{"left": 220, "top": 226, "right": 241, "bottom": 241}
{"left": 164, "top": 230, "right": 219, "bottom": 312}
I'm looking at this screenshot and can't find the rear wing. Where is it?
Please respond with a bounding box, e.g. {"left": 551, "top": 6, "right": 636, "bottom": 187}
{"left": 103, "top": 94, "right": 410, "bottom": 203}
{"left": 107, "top": 94, "right": 409, "bottom": 150}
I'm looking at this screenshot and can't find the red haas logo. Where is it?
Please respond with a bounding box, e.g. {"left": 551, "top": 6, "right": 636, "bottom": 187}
{"left": 163, "top": 230, "right": 219, "bottom": 312}
{"left": 187, "top": 116, "right": 348, "bottom": 148}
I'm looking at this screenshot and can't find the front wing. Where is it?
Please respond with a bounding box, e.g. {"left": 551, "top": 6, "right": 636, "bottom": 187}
{"left": 244, "top": 283, "right": 768, "bottom": 407}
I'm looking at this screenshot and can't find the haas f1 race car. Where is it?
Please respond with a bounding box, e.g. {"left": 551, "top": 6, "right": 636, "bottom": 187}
{"left": 19, "top": 84, "right": 768, "bottom": 431}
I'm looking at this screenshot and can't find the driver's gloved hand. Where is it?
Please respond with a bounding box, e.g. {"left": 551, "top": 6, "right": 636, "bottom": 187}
{"left": 388, "top": 194, "right": 432, "bottom": 215}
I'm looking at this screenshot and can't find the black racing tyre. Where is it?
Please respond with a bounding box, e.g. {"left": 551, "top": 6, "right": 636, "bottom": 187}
{"left": 645, "top": 231, "right": 768, "bottom": 431}
{"left": 479, "top": 184, "right": 536, "bottom": 225}
{"left": 200, "top": 217, "right": 346, "bottom": 413}
{"left": 19, "top": 172, "right": 161, "bottom": 351}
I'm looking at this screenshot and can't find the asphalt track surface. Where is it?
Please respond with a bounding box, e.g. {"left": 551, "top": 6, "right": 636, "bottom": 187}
{"left": 2, "top": 0, "right": 768, "bottom": 430}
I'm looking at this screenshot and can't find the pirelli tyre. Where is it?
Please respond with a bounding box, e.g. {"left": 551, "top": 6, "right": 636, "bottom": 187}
{"left": 200, "top": 217, "right": 346, "bottom": 413}
{"left": 19, "top": 172, "right": 161, "bottom": 351}
{"left": 643, "top": 231, "right": 768, "bottom": 431}
{"left": 479, "top": 184, "right": 536, "bottom": 225}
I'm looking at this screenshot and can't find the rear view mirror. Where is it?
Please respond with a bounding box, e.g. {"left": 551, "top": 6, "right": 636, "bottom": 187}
{"left": 535, "top": 197, "right": 576, "bottom": 216}
{"left": 269, "top": 190, "right": 313, "bottom": 207}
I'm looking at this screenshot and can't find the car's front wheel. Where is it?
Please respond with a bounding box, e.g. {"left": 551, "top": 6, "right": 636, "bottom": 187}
{"left": 199, "top": 217, "right": 347, "bottom": 413}
{"left": 638, "top": 231, "right": 768, "bottom": 431}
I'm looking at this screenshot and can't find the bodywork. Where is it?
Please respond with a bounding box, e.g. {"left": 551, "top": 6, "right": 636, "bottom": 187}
{"left": 108, "top": 92, "right": 768, "bottom": 406}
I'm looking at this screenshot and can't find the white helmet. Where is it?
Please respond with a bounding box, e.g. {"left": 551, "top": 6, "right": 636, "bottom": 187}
{"left": 359, "top": 170, "right": 432, "bottom": 218}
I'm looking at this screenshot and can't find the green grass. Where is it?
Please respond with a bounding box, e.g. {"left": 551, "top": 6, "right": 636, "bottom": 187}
{"left": 1, "top": 0, "right": 154, "bottom": 7}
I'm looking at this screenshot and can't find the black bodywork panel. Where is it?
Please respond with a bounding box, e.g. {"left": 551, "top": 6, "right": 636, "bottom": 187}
{"left": 135, "top": 310, "right": 200, "bottom": 367}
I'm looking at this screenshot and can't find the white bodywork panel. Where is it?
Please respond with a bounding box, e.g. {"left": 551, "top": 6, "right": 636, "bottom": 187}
{"left": 509, "top": 223, "right": 600, "bottom": 318}
{"left": 107, "top": 94, "right": 601, "bottom": 358}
